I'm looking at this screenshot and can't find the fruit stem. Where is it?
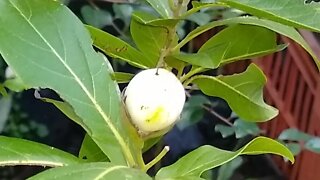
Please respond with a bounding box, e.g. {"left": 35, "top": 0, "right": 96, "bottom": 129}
{"left": 180, "top": 67, "right": 205, "bottom": 84}
{"left": 156, "top": 28, "right": 176, "bottom": 68}
{"left": 143, "top": 146, "right": 170, "bottom": 172}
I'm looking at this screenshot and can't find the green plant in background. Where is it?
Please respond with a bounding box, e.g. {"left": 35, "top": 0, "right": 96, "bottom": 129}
{"left": 0, "top": 0, "right": 319, "bottom": 179}
{"left": 0, "top": 57, "right": 48, "bottom": 140}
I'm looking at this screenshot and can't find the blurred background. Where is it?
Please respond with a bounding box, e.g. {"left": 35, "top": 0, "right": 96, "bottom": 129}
{"left": 0, "top": 0, "right": 319, "bottom": 179}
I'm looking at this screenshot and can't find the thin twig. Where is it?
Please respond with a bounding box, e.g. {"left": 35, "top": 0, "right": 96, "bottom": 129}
{"left": 185, "top": 91, "right": 233, "bottom": 126}
{"left": 87, "top": 0, "right": 99, "bottom": 9}
{"left": 202, "top": 105, "right": 233, "bottom": 126}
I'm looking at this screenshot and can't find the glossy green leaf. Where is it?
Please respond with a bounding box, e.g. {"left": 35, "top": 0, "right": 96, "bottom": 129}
{"left": 79, "top": 134, "right": 108, "bottom": 162}
{"left": 0, "top": 83, "right": 7, "bottom": 97}
{"left": 278, "top": 128, "right": 313, "bottom": 141}
{"left": 164, "top": 55, "right": 186, "bottom": 71}
{"left": 29, "top": 162, "right": 152, "bottom": 180}
{"left": 174, "top": 24, "right": 285, "bottom": 68}
{"left": 3, "top": 77, "right": 26, "bottom": 92}
{"left": 176, "top": 16, "right": 319, "bottom": 70}
{"left": 200, "top": 24, "right": 282, "bottom": 64}
{"left": 113, "top": 4, "right": 133, "bottom": 28}
{"left": 183, "top": 1, "right": 227, "bottom": 18}
{"left": 156, "top": 136, "right": 294, "bottom": 179}
{"left": 81, "top": 5, "right": 113, "bottom": 28}
{"left": 217, "top": 157, "right": 243, "bottom": 180}
{"left": 111, "top": 72, "right": 134, "bottom": 83}
{"left": 0, "top": 96, "right": 12, "bottom": 132}
{"left": 193, "top": 64, "right": 278, "bottom": 122}
{"left": 86, "top": 25, "right": 152, "bottom": 69}
{"left": 305, "top": 138, "right": 320, "bottom": 153}
{"left": 132, "top": 11, "right": 180, "bottom": 28}
{"left": 234, "top": 119, "right": 260, "bottom": 138}
{"left": 219, "top": 0, "right": 320, "bottom": 33}
{"left": 37, "top": 96, "right": 90, "bottom": 133}
{"left": 215, "top": 119, "right": 260, "bottom": 138}
{"left": 142, "top": 136, "right": 162, "bottom": 152}
{"left": 0, "top": 136, "right": 82, "bottom": 167}
{"left": 177, "top": 95, "right": 210, "bottom": 130}
{"left": 130, "top": 12, "right": 179, "bottom": 66}
{"left": 186, "top": 12, "right": 211, "bottom": 26}
{"left": 215, "top": 124, "right": 235, "bottom": 138}
{"left": 145, "top": 0, "right": 173, "bottom": 18}
{"left": 285, "top": 142, "right": 301, "bottom": 156}
{"left": 0, "top": 0, "right": 139, "bottom": 165}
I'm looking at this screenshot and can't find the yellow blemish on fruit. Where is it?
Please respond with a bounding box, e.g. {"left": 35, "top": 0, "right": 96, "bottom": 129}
{"left": 146, "top": 106, "right": 165, "bottom": 124}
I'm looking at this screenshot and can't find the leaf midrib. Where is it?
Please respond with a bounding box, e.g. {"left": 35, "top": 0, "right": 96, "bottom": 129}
{"left": 194, "top": 75, "right": 274, "bottom": 113}
{"left": 8, "top": 0, "right": 131, "bottom": 163}
{"left": 221, "top": 0, "right": 320, "bottom": 32}
{"left": 94, "top": 165, "right": 126, "bottom": 180}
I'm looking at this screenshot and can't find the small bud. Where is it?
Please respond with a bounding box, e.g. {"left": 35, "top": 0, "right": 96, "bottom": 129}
{"left": 124, "top": 68, "right": 185, "bottom": 133}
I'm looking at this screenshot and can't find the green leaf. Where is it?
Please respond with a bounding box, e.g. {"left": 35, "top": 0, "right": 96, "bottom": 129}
{"left": 29, "top": 162, "right": 152, "bottom": 180}
{"left": 176, "top": 16, "right": 320, "bottom": 70}
{"left": 285, "top": 142, "right": 301, "bottom": 156}
{"left": 79, "top": 134, "right": 108, "bottom": 162}
{"left": 81, "top": 5, "right": 113, "bottom": 28}
{"left": 186, "top": 12, "right": 211, "bottom": 26}
{"left": 3, "top": 77, "right": 27, "bottom": 92}
{"left": 0, "top": 96, "right": 12, "bottom": 132}
{"left": 0, "top": 136, "right": 82, "bottom": 167}
{"left": 193, "top": 64, "right": 278, "bottom": 122}
{"left": 278, "top": 128, "right": 313, "bottom": 142}
{"left": 130, "top": 12, "right": 179, "bottom": 65}
{"left": 217, "top": 157, "right": 243, "bottom": 180}
{"left": 215, "top": 124, "right": 235, "bottom": 138}
{"left": 132, "top": 11, "right": 180, "bottom": 28}
{"left": 0, "top": 0, "right": 140, "bottom": 165}
{"left": 233, "top": 119, "right": 260, "bottom": 138}
{"left": 305, "top": 138, "right": 320, "bottom": 153}
{"left": 200, "top": 24, "right": 283, "bottom": 65}
{"left": 142, "top": 136, "right": 162, "bottom": 153}
{"left": 183, "top": 1, "right": 227, "bottom": 18}
{"left": 145, "top": 0, "right": 173, "bottom": 18}
{"left": 156, "top": 136, "right": 294, "bottom": 179}
{"left": 111, "top": 72, "right": 134, "bottom": 83}
{"left": 174, "top": 24, "right": 285, "bottom": 68}
{"left": 86, "top": 25, "right": 152, "bottom": 69}
{"left": 37, "top": 96, "right": 90, "bottom": 133}
{"left": 219, "top": 0, "right": 320, "bottom": 33}
{"left": 113, "top": 4, "right": 134, "bottom": 28}
{"left": 177, "top": 95, "right": 211, "bottom": 130}
{"left": 0, "top": 83, "right": 7, "bottom": 96}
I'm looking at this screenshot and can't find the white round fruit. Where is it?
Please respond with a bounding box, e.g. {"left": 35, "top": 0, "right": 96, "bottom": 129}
{"left": 124, "top": 68, "right": 185, "bottom": 133}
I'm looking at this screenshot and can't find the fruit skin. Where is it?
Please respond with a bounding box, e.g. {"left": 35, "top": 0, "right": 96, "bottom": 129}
{"left": 124, "top": 68, "right": 185, "bottom": 133}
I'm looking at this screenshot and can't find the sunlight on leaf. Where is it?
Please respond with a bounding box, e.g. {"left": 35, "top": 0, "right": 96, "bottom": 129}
{"left": 156, "top": 136, "right": 294, "bottom": 179}
{"left": 0, "top": 136, "right": 82, "bottom": 167}
{"left": 29, "top": 162, "right": 151, "bottom": 180}
{"left": 0, "top": 0, "right": 142, "bottom": 166}
{"left": 193, "top": 64, "right": 278, "bottom": 121}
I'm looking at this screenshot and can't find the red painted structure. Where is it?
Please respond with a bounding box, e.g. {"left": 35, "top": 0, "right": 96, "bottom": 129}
{"left": 195, "top": 31, "right": 320, "bottom": 179}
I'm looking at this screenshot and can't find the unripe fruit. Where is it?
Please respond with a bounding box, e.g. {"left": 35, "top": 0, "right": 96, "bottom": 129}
{"left": 124, "top": 68, "right": 185, "bottom": 133}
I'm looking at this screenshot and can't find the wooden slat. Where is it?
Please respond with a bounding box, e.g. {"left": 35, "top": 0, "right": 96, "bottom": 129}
{"left": 272, "top": 52, "right": 284, "bottom": 89}
{"left": 300, "top": 91, "right": 313, "bottom": 131}
{"left": 222, "top": 31, "right": 319, "bottom": 180}
{"left": 283, "top": 63, "right": 299, "bottom": 113}
{"left": 292, "top": 77, "right": 305, "bottom": 121}
{"left": 282, "top": 37, "right": 317, "bottom": 93}
{"left": 278, "top": 54, "right": 292, "bottom": 99}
